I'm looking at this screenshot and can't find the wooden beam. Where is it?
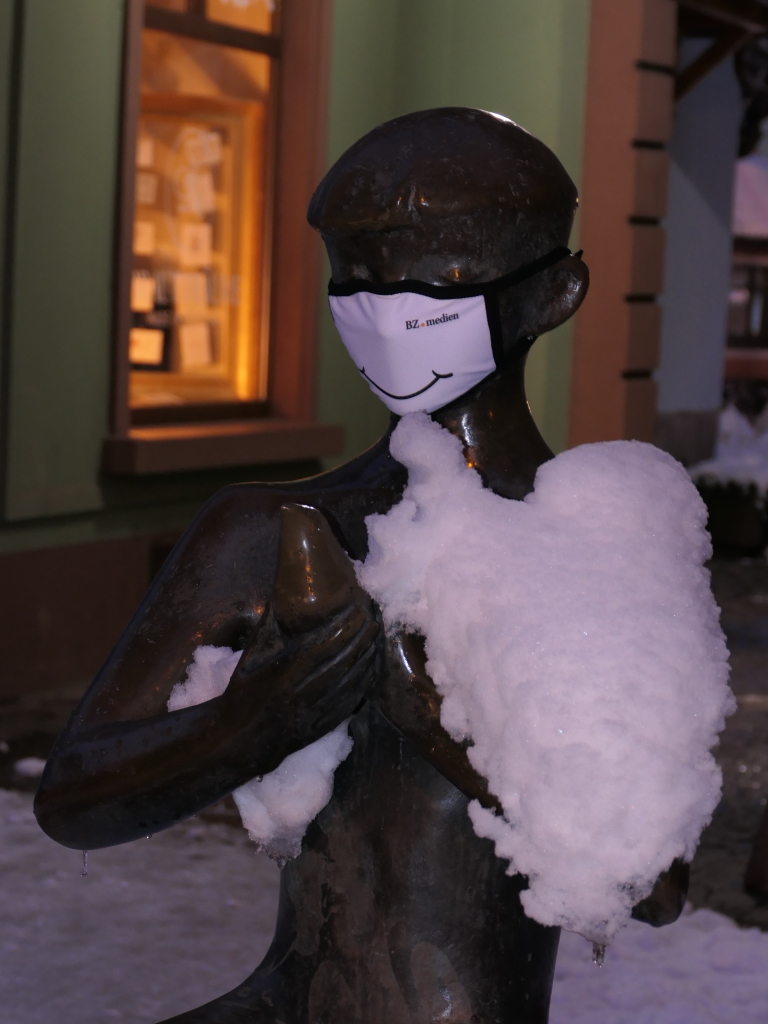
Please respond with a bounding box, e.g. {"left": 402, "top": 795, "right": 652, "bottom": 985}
{"left": 144, "top": 7, "right": 281, "bottom": 56}
{"left": 569, "top": 0, "right": 677, "bottom": 446}
{"left": 675, "top": 24, "right": 754, "bottom": 99}
{"left": 111, "top": 0, "right": 144, "bottom": 438}
{"left": 267, "top": 0, "right": 334, "bottom": 421}
{"left": 678, "top": 0, "right": 768, "bottom": 34}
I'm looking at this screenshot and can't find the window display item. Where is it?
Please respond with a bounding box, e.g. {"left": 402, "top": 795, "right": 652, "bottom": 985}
{"left": 130, "top": 273, "right": 156, "bottom": 313}
{"left": 133, "top": 220, "right": 156, "bottom": 256}
{"left": 178, "top": 168, "right": 216, "bottom": 215}
{"left": 129, "top": 327, "right": 165, "bottom": 367}
{"left": 136, "top": 171, "right": 159, "bottom": 207}
{"left": 178, "top": 321, "right": 214, "bottom": 369}
{"left": 183, "top": 128, "right": 223, "bottom": 168}
{"left": 173, "top": 272, "right": 208, "bottom": 316}
{"left": 136, "top": 135, "right": 154, "bottom": 169}
{"left": 179, "top": 222, "right": 213, "bottom": 269}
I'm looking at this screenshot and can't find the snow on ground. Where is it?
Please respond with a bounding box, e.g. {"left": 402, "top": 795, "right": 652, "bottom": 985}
{"left": 2, "top": 787, "right": 768, "bottom": 1022}
{"left": 551, "top": 908, "right": 768, "bottom": 1024}
{"left": 0, "top": 789, "right": 279, "bottom": 1024}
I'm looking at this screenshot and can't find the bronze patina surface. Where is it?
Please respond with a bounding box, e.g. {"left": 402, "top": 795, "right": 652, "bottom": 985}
{"left": 35, "top": 108, "right": 685, "bottom": 1023}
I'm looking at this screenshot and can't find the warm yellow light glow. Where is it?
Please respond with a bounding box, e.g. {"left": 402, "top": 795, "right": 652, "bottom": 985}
{"left": 128, "top": 29, "right": 271, "bottom": 411}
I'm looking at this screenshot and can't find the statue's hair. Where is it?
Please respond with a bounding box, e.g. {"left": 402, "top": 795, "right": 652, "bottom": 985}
{"left": 308, "top": 107, "right": 578, "bottom": 259}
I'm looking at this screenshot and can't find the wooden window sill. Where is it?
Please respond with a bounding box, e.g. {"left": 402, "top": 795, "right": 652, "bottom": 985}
{"left": 102, "top": 418, "right": 344, "bottom": 475}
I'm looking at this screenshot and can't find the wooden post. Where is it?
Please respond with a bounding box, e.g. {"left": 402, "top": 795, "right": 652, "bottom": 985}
{"left": 569, "top": 0, "right": 677, "bottom": 445}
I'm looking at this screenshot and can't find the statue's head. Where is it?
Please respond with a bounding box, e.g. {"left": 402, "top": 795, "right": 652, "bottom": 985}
{"left": 308, "top": 107, "right": 588, "bottom": 415}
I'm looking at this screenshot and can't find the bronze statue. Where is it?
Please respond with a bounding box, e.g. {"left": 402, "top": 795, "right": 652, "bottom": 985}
{"left": 745, "top": 805, "right": 768, "bottom": 899}
{"left": 35, "top": 108, "right": 686, "bottom": 1023}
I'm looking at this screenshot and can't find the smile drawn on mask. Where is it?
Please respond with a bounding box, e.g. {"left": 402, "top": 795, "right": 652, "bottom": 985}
{"left": 358, "top": 367, "right": 454, "bottom": 401}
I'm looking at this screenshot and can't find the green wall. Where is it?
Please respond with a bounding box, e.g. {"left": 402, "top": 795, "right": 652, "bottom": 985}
{"left": 317, "top": 0, "right": 591, "bottom": 460}
{"left": 315, "top": 0, "right": 400, "bottom": 459}
{"left": 4, "top": 0, "right": 123, "bottom": 522}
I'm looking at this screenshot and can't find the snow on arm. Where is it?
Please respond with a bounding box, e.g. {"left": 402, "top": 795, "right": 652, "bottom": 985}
{"left": 167, "top": 644, "right": 353, "bottom": 860}
{"left": 358, "top": 412, "right": 733, "bottom": 944}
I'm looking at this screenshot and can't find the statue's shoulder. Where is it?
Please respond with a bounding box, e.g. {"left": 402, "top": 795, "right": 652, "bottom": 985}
{"left": 190, "top": 425, "right": 405, "bottom": 562}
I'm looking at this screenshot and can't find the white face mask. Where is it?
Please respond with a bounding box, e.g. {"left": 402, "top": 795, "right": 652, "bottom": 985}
{"left": 328, "top": 247, "right": 572, "bottom": 415}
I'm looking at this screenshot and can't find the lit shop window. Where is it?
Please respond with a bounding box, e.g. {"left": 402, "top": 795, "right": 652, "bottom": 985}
{"left": 128, "top": 1, "right": 276, "bottom": 413}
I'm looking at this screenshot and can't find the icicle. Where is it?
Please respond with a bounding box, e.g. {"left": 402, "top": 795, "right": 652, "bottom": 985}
{"left": 80, "top": 851, "right": 89, "bottom": 878}
{"left": 592, "top": 942, "right": 606, "bottom": 967}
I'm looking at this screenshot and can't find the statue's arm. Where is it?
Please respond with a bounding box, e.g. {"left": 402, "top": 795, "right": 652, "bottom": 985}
{"left": 35, "top": 493, "right": 378, "bottom": 850}
{"left": 377, "top": 629, "right": 689, "bottom": 925}
{"left": 36, "top": 605, "right": 376, "bottom": 850}
{"left": 630, "top": 859, "right": 689, "bottom": 926}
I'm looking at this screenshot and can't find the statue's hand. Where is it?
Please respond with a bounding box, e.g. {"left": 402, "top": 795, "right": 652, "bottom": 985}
{"left": 631, "top": 858, "right": 689, "bottom": 927}
{"left": 375, "top": 629, "right": 501, "bottom": 812}
{"left": 218, "top": 503, "right": 380, "bottom": 744}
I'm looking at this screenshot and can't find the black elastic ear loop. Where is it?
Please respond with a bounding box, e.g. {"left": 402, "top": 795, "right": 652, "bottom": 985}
{"left": 327, "top": 245, "right": 574, "bottom": 299}
{"left": 485, "top": 248, "right": 583, "bottom": 369}
{"left": 484, "top": 291, "right": 506, "bottom": 367}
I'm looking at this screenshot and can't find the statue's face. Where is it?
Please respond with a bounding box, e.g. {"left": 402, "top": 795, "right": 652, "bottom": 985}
{"left": 322, "top": 207, "right": 582, "bottom": 408}
{"left": 327, "top": 284, "right": 500, "bottom": 414}
{"left": 325, "top": 237, "right": 575, "bottom": 415}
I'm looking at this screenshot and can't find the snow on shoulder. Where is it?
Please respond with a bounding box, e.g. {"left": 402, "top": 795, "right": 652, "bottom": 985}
{"left": 358, "top": 412, "right": 733, "bottom": 944}
{"left": 168, "top": 645, "right": 353, "bottom": 860}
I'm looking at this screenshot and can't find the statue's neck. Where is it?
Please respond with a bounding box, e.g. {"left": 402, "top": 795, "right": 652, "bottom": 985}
{"left": 430, "top": 357, "right": 554, "bottom": 501}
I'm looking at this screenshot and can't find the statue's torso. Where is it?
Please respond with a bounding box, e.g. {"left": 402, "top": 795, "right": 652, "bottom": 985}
{"left": 261, "top": 704, "right": 559, "bottom": 1024}
{"left": 172, "top": 435, "right": 559, "bottom": 1023}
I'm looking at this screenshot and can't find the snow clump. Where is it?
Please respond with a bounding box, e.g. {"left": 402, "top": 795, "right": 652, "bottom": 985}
{"left": 168, "top": 645, "right": 353, "bottom": 860}
{"left": 167, "top": 645, "right": 241, "bottom": 712}
{"left": 358, "top": 412, "right": 733, "bottom": 944}
{"left": 690, "top": 404, "right": 768, "bottom": 494}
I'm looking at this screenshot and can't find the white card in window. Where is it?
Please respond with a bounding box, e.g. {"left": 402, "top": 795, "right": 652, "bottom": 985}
{"left": 129, "top": 328, "right": 164, "bottom": 365}
{"left": 179, "top": 222, "right": 212, "bottom": 268}
{"left": 179, "top": 169, "right": 216, "bottom": 215}
{"left": 131, "top": 274, "right": 156, "bottom": 312}
{"left": 184, "top": 130, "right": 222, "bottom": 167}
{"left": 133, "top": 220, "right": 156, "bottom": 256}
{"left": 179, "top": 321, "right": 213, "bottom": 368}
{"left": 136, "top": 171, "right": 159, "bottom": 206}
{"left": 136, "top": 136, "right": 154, "bottom": 169}
{"left": 173, "top": 272, "right": 208, "bottom": 316}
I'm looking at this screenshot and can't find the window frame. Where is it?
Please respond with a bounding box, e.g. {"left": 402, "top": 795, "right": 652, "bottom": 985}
{"left": 104, "top": 0, "right": 341, "bottom": 474}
